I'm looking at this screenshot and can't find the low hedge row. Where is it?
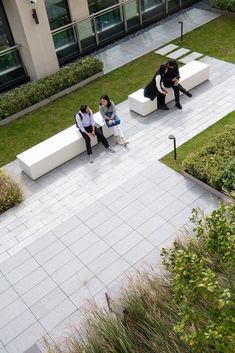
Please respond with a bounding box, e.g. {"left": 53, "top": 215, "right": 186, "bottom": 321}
{"left": 0, "top": 169, "right": 22, "bottom": 213}
{"left": 0, "top": 56, "right": 103, "bottom": 120}
{"left": 182, "top": 125, "right": 235, "bottom": 195}
{"left": 212, "top": 0, "right": 235, "bottom": 12}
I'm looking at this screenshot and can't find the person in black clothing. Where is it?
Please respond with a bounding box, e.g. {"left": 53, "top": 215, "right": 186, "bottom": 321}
{"left": 163, "top": 59, "right": 192, "bottom": 109}
{"left": 144, "top": 64, "right": 169, "bottom": 110}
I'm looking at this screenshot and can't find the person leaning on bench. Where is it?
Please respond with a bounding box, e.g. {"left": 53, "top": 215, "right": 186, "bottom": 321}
{"left": 75, "top": 105, "right": 115, "bottom": 164}
{"left": 144, "top": 64, "right": 169, "bottom": 110}
{"left": 163, "top": 59, "right": 192, "bottom": 110}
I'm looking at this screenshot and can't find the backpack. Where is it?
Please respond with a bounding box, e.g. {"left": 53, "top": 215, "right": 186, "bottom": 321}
{"left": 74, "top": 112, "right": 83, "bottom": 128}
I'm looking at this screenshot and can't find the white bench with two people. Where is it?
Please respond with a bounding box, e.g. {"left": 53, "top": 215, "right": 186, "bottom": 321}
{"left": 16, "top": 112, "right": 113, "bottom": 180}
{"left": 128, "top": 60, "right": 210, "bottom": 116}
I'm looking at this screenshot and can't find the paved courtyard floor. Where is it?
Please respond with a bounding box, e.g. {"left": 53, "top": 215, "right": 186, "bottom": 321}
{"left": 0, "top": 6, "right": 235, "bottom": 353}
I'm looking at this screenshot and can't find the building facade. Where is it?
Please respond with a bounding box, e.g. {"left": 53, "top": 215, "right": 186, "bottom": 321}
{"left": 0, "top": 0, "right": 199, "bottom": 93}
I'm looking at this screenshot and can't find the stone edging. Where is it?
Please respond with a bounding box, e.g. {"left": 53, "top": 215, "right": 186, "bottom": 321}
{"left": 183, "top": 170, "right": 233, "bottom": 204}
{"left": 0, "top": 71, "right": 104, "bottom": 126}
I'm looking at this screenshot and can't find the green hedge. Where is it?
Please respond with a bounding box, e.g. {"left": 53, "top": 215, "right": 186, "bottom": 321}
{"left": 0, "top": 56, "right": 103, "bottom": 120}
{"left": 182, "top": 125, "right": 235, "bottom": 195}
{"left": 212, "top": 0, "right": 235, "bottom": 12}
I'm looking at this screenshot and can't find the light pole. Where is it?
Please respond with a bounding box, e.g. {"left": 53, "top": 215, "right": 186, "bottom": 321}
{"left": 169, "top": 135, "right": 177, "bottom": 160}
{"left": 178, "top": 21, "right": 183, "bottom": 42}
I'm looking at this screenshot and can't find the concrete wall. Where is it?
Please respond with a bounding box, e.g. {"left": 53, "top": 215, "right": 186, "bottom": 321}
{"left": 3, "top": 0, "right": 59, "bottom": 80}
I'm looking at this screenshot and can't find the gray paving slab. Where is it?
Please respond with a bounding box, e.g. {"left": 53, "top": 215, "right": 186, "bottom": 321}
{"left": 179, "top": 51, "right": 203, "bottom": 63}
{"left": 167, "top": 47, "right": 191, "bottom": 59}
{"left": 155, "top": 43, "right": 179, "bottom": 55}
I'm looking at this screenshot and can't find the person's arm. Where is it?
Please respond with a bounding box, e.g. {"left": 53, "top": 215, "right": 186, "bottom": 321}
{"left": 155, "top": 75, "right": 164, "bottom": 94}
{"left": 76, "top": 113, "right": 85, "bottom": 132}
{"left": 109, "top": 102, "right": 117, "bottom": 119}
{"left": 174, "top": 64, "right": 180, "bottom": 79}
{"left": 99, "top": 105, "right": 106, "bottom": 119}
{"left": 89, "top": 110, "right": 96, "bottom": 135}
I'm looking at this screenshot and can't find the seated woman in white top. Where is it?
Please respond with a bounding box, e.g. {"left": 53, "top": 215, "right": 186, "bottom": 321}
{"left": 99, "top": 95, "right": 129, "bottom": 146}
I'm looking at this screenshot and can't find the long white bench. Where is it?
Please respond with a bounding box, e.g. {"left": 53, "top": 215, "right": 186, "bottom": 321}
{"left": 128, "top": 60, "right": 210, "bottom": 116}
{"left": 16, "top": 112, "right": 113, "bottom": 180}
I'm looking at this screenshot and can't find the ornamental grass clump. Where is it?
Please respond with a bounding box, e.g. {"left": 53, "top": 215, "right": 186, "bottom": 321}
{"left": 0, "top": 169, "right": 22, "bottom": 213}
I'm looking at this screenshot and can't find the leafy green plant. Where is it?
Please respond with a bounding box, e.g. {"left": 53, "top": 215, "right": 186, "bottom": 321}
{"left": 0, "top": 57, "right": 103, "bottom": 120}
{"left": 212, "top": 0, "right": 235, "bottom": 12}
{"left": 0, "top": 169, "right": 22, "bottom": 213}
{"left": 182, "top": 125, "right": 235, "bottom": 195}
{"left": 162, "top": 203, "right": 235, "bottom": 353}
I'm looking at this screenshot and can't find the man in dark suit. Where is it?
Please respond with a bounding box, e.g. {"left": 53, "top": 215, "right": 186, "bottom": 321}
{"left": 163, "top": 59, "right": 192, "bottom": 109}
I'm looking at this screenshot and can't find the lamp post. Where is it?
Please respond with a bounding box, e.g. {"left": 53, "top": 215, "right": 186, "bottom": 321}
{"left": 169, "top": 135, "right": 177, "bottom": 160}
{"left": 178, "top": 21, "right": 183, "bottom": 42}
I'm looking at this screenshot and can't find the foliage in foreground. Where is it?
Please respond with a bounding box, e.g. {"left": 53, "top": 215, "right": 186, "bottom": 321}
{"left": 162, "top": 203, "right": 235, "bottom": 353}
{"left": 0, "top": 169, "right": 22, "bottom": 213}
{"left": 0, "top": 57, "right": 103, "bottom": 120}
{"left": 182, "top": 125, "right": 235, "bottom": 196}
{"left": 46, "top": 203, "right": 235, "bottom": 353}
{"left": 212, "top": 0, "right": 235, "bottom": 12}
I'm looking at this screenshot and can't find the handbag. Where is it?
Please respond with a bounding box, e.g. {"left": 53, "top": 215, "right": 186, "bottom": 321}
{"left": 105, "top": 112, "right": 121, "bottom": 127}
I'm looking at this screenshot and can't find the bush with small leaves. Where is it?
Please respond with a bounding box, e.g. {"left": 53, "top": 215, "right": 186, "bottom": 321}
{"left": 0, "top": 57, "right": 103, "bottom": 120}
{"left": 212, "top": 0, "right": 235, "bottom": 12}
{"left": 0, "top": 169, "right": 23, "bottom": 213}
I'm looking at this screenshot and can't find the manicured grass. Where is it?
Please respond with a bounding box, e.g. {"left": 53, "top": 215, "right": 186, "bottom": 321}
{"left": 173, "top": 16, "right": 235, "bottom": 63}
{"left": 160, "top": 110, "right": 235, "bottom": 174}
{"left": 0, "top": 52, "right": 165, "bottom": 167}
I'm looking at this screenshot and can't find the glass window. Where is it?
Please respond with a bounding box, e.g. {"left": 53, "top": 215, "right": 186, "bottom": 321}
{"left": 0, "top": 2, "right": 14, "bottom": 51}
{"left": 45, "top": 0, "right": 71, "bottom": 30}
{"left": 88, "top": 0, "right": 119, "bottom": 14}
{"left": 141, "top": 0, "right": 164, "bottom": 12}
{"left": 88, "top": 0, "right": 121, "bottom": 32}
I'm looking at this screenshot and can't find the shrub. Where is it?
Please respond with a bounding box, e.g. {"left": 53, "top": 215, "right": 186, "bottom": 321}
{"left": 162, "top": 203, "right": 235, "bottom": 353}
{"left": 0, "top": 57, "right": 103, "bottom": 120}
{"left": 212, "top": 0, "right": 235, "bottom": 12}
{"left": 182, "top": 125, "right": 235, "bottom": 194}
{"left": 0, "top": 169, "right": 22, "bottom": 213}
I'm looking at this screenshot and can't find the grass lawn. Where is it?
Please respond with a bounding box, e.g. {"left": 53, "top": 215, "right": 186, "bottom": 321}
{"left": 173, "top": 16, "right": 235, "bottom": 64}
{"left": 1, "top": 16, "right": 235, "bottom": 168}
{"left": 0, "top": 52, "right": 165, "bottom": 167}
{"left": 160, "top": 110, "right": 235, "bottom": 174}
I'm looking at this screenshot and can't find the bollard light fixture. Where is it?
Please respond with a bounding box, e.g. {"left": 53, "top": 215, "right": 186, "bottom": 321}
{"left": 168, "top": 135, "right": 177, "bottom": 160}
{"left": 178, "top": 21, "right": 184, "bottom": 42}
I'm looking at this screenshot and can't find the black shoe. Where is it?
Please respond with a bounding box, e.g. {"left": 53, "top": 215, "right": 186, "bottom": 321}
{"left": 159, "top": 105, "right": 169, "bottom": 110}
{"left": 186, "top": 91, "right": 192, "bottom": 97}
{"left": 175, "top": 103, "right": 182, "bottom": 109}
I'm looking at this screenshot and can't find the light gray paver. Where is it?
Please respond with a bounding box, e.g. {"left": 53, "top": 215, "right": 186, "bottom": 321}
{"left": 179, "top": 51, "right": 203, "bottom": 63}
{"left": 167, "top": 47, "right": 191, "bottom": 59}
{"left": 155, "top": 43, "right": 179, "bottom": 55}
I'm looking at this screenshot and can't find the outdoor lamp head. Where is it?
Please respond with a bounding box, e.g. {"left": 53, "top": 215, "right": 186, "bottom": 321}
{"left": 30, "top": 0, "right": 38, "bottom": 4}
{"left": 168, "top": 135, "right": 175, "bottom": 140}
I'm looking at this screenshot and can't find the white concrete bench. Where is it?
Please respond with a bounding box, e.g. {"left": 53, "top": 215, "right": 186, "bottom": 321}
{"left": 128, "top": 60, "right": 210, "bottom": 116}
{"left": 16, "top": 112, "right": 113, "bottom": 180}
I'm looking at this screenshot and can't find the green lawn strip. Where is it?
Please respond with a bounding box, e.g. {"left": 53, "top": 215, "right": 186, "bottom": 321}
{"left": 172, "top": 16, "right": 235, "bottom": 64}
{"left": 0, "top": 52, "right": 166, "bottom": 167}
{"left": 160, "top": 110, "right": 235, "bottom": 174}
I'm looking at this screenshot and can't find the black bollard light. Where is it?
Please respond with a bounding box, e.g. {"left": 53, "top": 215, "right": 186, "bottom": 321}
{"left": 169, "top": 135, "right": 177, "bottom": 160}
{"left": 178, "top": 21, "right": 183, "bottom": 42}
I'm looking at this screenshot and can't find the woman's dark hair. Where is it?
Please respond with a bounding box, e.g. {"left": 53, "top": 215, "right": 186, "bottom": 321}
{"left": 100, "top": 95, "right": 111, "bottom": 108}
{"left": 80, "top": 104, "right": 88, "bottom": 113}
{"left": 159, "top": 64, "right": 166, "bottom": 74}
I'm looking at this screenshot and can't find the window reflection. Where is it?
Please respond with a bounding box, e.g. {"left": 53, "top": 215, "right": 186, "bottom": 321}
{"left": 141, "top": 0, "right": 165, "bottom": 12}
{"left": 0, "top": 2, "right": 14, "bottom": 51}
{"left": 88, "top": 0, "right": 121, "bottom": 32}
{"left": 45, "top": 0, "right": 71, "bottom": 30}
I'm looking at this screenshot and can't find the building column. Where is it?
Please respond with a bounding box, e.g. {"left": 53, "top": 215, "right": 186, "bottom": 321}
{"left": 67, "top": 0, "right": 89, "bottom": 21}
{"left": 2, "top": 0, "right": 59, "bottom": 81}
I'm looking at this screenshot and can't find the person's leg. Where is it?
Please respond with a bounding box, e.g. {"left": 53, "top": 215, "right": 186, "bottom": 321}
{"left": 157, "top": 93, "right": 169, "bottom": 110}
{"left": 178, "top": 84, "right": 192, "bottom": 97}
{"left": 80, "top": 130, "right": 92, "bottom": 155}
{"left": 95, "top": 127, "right": 109, "bottom": 148}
